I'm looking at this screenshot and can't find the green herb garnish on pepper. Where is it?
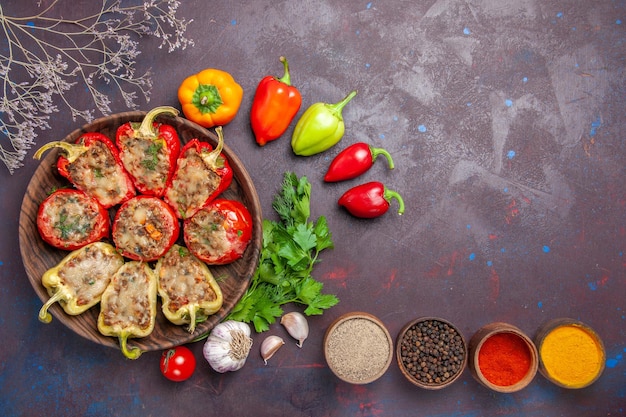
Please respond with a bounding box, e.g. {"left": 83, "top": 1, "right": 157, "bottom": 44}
{"left": 224, "top": 172, "right": 338, "bottom": 333}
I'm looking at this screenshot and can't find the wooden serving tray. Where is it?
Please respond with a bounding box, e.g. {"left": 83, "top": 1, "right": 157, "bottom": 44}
{"left": 19, "top": 111, "right": 262, "bottom": 353}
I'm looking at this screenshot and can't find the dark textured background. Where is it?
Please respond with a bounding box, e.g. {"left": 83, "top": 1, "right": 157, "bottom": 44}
{"left": 1, "top": 1, "right": 624, "bottom": 416}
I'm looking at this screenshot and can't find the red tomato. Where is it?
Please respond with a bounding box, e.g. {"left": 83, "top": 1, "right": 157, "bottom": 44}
{"left": 183, "top": 199, "right": 253, "bottom": 265}
{"left": 37, "top": 188, "right": 110, "bottom": 250}
{"left": 160, "top": 346, "right": 196, "bottom": 382}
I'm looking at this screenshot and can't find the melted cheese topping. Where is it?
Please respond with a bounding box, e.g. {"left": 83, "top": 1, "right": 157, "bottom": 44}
{"left": 69, "top": 140, "right": 133, "bottom": 207}
{"left": 100, "top": 262, "right": 155, "bottom": 331}
{"left": 157, "top": 247, "right": 219, "bottom": 313}
{"left": 165, "top": 148, "right": 220, "bottom": 218}
{"left": 58, "top": 244, "right": 124, "bottom": 306}
{"left": 184, "top": 209, "right": 236, "bottom": 264}
{"left": 40, "top": 191, "right": 104, "bottom": 247}
{"left": 119, "top": 136, "right": 169, "bottom": 193}
{"left": 113, "top": 197, "right": 177, "bottom": 260}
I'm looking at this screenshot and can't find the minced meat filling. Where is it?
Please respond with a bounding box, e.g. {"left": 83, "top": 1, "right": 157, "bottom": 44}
{"left": 101, "top": 262, "right": 154, "bottom": 330}
{"left": 119, "top": 136, "right": 168, "bottom": 191}
{"left": 47, "top": 193, "right": 101, "bottom": 245}
{"left": 113, "top": 197, "right": 176, "bottom": 260}
{"left": 59, "top": 244, "right": 123, "bottom": 306}
{"left": 157, "top": 248, "right": 218, "bottom": 313}
{"left": 184, "top": 209, "right": 231, "bottom": 262}
{"left": 69, "top": 140, "right": 133, "bottom": 207}
{"left": 165, "top": 149, "right": 221, "bottom": 218}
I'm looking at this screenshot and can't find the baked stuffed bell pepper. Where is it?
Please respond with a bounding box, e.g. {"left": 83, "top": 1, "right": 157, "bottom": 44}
{"left": 112, "top": 195, "right": 180, "bottom": 262}
{"left": 155, "top": 245, "right": 223, "bottom": 334}
{"left": 36, "top": 188, "right": 110, "bottom": 251}
{"left": 116, "top": 106, "right": 181, "bottom": 197}
{"left": 183, "top": 199, "right": 253, "bottom": 265}
{"left": 38, "top": 242, "right": 124, "bottom": 323}
{"left": 97, "top": 261, "right": 158, "bottom": 360}
{"left": 164, "top": 126, "right": 233, "bottom": 219}
{"left": 33, "top": 132, "right": 136, "bottom": 209}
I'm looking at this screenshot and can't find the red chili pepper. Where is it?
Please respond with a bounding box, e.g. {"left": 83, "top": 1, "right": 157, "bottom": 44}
{"left": 164, "top": 126, "right": 233, "bottom": 219}
{"left": 324, "top": 142, "right": 395, "bottom": 182}
{"left": 250, "top": 56, "right": 302, "bottom": 146}
{"left": 33, "top": 132, "right": 136, "bottom": 208}
{"left": 184, "top": 198, "right": 254, "bottom": 265}
{"left": 338, "top": 181, "right": 405, "bottom": 219}
{"left": 116, "top": 106, "right": 181, "bottom": 197}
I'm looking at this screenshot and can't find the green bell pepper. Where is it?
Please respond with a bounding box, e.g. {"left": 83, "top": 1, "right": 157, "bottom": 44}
{"left": 291, "top": 90, "right": 357, "bottom": 156}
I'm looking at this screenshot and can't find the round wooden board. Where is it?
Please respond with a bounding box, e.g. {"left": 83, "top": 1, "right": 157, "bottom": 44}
{"left": 19, "top": 111, "right": 262, "bottom": 353}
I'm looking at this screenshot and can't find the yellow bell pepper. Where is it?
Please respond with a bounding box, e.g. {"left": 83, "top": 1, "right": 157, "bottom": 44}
{"left": 178, "top": 68, "right": 243, "bottom": 128}
{"left": 155, "top": 245, "right": 223, "bottom": 334}
{"left": 38, "top": 242, "right": 124, "bottom": 323}
{"left": 97, "top": 261, "right": 158, "bottom": 360}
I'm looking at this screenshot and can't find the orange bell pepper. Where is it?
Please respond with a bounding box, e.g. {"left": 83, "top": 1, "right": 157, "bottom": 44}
{"left": 250, "top": 56, "right": 302, "bottom": 146}
{"left": 178, "top": 68, "right": 243, "bottom": 128}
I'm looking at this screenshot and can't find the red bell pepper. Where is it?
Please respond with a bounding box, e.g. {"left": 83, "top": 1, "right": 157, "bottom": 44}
{"left": 116, "top": 106, "right": 181, "bottom": 197}
{"left": 250, "top": 56, "right": 302, "bottom": 146}
{"left": 164, "top": 126, "right": 233, "bottom": 219}
{"left": 338, "top": 181, "right": 405, "bottom": 219}
{"left": 37, "top": 188, "right": 110, "bottom": 250}
{"left": 112, "top": 195, "right": 180, "bottom": 262}
{"left": 324, "top": 142, "right": 395, "bottom": 182}
{"left": 183, "top": 198, "right": 254, "bottom": 265}
{"left": 33, "top": 132, "right": 136, "bottom": 208}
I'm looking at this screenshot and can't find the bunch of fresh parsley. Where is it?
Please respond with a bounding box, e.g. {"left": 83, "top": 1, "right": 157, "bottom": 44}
{"left": 225, "top": 172, "right": 339, "bottom": 332}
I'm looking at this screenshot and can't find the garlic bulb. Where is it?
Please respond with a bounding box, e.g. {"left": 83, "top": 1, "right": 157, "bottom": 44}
{"left": 260, "top": 335, "right": 285, "bottom": 365}
{"left": 281, "top": 311, "right": 309, "bottom": 348}
{"left": 203, "top": 320, "right": 253, "bottom": 373}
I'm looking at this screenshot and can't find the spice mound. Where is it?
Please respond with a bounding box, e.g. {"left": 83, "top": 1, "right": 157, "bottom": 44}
{"left": 536, "top": 320, "right": 605, "bottom": 389}
{"left": 324, "top": 313, "right": 393, "bottom": 384}
{"left": 478, "top": 332, "right": 532, "bottom": 387}
{"left": 468, "top": 322, "right": 538, "bottom": 393}
{"left": 397, "top": 318, "right": 467, "bottom": 389}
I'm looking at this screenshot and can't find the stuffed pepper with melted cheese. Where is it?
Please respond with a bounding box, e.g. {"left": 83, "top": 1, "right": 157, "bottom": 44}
{"left": 155, "top": 244, "right": 223, "bottom": 333}
{"left": 97, "top": 261, "right": 158, "bottom": 359}
{"left": 38, "top": 242, "right": 124, "bottom": 323}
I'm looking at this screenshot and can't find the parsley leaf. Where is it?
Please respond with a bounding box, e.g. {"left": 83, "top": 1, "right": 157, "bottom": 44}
{"left": 140, "top": 141, "right": 163, "bottom": 171}
{"left": 224, "top": 172, "right": 339, "bottom": 333}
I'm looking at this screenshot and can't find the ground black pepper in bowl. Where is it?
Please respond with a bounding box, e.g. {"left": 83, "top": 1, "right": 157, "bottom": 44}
{"left": 396, "top": 317, "right": 467, "bottom": 389}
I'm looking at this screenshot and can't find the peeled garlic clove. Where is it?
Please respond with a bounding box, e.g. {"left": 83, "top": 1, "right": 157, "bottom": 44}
{"left": 260, "top": 335, "right": 285, "bottom": 365}
{"left": 281, "top": 311, "right": 309, "bottom": 348}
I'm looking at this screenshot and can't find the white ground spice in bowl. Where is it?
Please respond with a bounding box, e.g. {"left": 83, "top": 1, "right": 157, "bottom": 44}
{"left": 324, "top": 312, "right": 393, "bottom": 384}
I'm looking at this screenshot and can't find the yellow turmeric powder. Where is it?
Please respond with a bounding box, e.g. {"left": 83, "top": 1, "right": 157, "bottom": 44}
{"left": 539, "top": 324, "right": 605, "bottom": 388}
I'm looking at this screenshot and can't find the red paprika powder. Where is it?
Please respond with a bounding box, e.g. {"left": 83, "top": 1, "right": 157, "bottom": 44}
{"left": 478, "top": 332, "right": 531, "bottom": 386}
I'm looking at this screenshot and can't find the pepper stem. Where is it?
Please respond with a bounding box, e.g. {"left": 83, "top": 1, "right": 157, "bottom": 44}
{"left": 370, "top": 146, "right": 395, "bottom": 170}
{"left": 119, "top": 332, "right": 143, "bottom": 360}
{"left": 188, "top": 305, "right": 197, "bottom": 334}
{"left": 201, "top": 126, "right": 225, "bottom": 169}
{"left": 384, "top": 187, "right": 405, "bottom": 215}
{"left": 137, "top": 106, "right": 179, "bottom": 139}
{"left": 327, "top": 90, "right": 357, "bottom": 120}
{"left": 33, "top": 141, "right": 89, "bottom": 163}
{"left": 38, "top": 290, "right": 68, "bottom": 323}
{"left": 277, "top": 56, "right": 292, "bottom": 86}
